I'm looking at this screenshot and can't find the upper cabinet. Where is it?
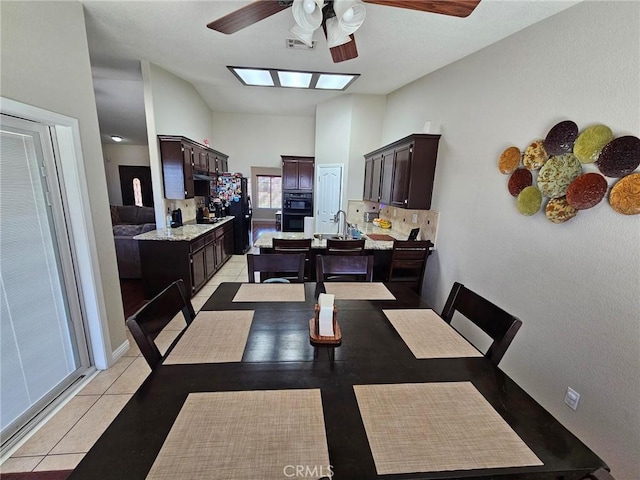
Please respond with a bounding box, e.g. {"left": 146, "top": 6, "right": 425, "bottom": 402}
{"left": 363, "top": 134, "right": 441, "bottom": 209}
{"left": 159, "top": 135, "right": 229, "bottom": 200}
{"left": 282, "top": 156, "right": 314, "bottom": 191}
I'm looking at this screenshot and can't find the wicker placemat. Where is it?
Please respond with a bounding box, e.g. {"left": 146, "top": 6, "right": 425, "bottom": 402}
{"left": 323, "top": 283, "right": 396, "bottom": 300}
{"left": 146, "top": 390, "right": 330, "bottom": 480}
{"left": 354, "top": 382, "right": 543, "bottom": 475}
{"left": 232, "top": 283, "right": 306, "bottom": 302}
{"left": 383, "top": 309, "right": 483, "bottom": 359}
{"left": 163, "top": 311, "right": 253, "bottom": 364}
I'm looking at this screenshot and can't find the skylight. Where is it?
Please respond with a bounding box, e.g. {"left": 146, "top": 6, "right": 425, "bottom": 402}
{"left": 228, "top": 67, "right": 359, "bottom": 91}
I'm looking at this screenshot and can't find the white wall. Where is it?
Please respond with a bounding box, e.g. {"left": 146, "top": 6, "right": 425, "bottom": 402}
{"left": 315, "top": 94, "right": 386, "bottom": 210}
{"left": 212, "top": 112, "right": 315, "bottom": 175}
{"left": 382, "top": 2, "right": 640, "bottom": 478}
{"left": 103, "top": 144, "right": 151, "bottom": 205}
{"left": 142, "top": 62, "right": 215, "bottom": 225}
{"left": 1, "top": 1, "right": 125, "bottom": 354}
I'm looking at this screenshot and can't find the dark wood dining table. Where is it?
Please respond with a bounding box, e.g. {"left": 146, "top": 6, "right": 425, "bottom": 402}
{"left": 69, "top": 282, "right": 606, "bottom": 480}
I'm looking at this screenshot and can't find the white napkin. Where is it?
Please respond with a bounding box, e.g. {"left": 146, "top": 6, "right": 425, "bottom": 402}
{"left": 318, "top": 293, "right": 334, "bottom": 337}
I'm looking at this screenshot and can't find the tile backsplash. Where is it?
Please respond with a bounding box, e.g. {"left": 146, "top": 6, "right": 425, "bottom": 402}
{"left": 347, "top": 200, "right": 439, "bottom": 245}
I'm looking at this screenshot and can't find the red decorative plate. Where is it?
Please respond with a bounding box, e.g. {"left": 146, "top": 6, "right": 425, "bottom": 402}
{"left": 508, "top": 168, "right": 532, "bottom": 197}
{"left": 566, "top": 173, "right": 608, "bottom": 210}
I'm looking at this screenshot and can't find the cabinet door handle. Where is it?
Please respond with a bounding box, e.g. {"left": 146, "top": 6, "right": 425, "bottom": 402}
{"left": 404, "top": 199, "right": 408, "bottom": 205}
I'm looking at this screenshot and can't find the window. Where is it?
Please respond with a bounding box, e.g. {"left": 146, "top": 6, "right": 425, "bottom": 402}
{"left": 256, "top": 175, "right": 281, "bottom": 209}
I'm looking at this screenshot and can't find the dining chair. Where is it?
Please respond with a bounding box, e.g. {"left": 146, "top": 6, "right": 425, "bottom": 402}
{"left": 387, "top": 240, "right": 433, "bottom": 292}
{"left": 247, "top": 253, "right": 306, "bottom": 283}
{"left": 441, "top": 282, "right": 522, "bottom": 365}
{"left": 583, "top": 468, "right": 615, "bottom": 480}
{"left": 326, "top": 238, "right": 365, "bottom": 256}
{"left": 272, "top": 238, "right": 312, "bottom": 280}
{"left": 126, "top": 279, "right": 195, "bottom": 369}
{"left": 316, "top": 254, "right": 374, "bottom": 282}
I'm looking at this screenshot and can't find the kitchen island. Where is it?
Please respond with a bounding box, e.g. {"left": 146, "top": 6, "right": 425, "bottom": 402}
{"left": 135, "top": 217, "right": 234, "bottom": 298}
{"left": 254, "top": 223, "right": 434, "bottom": 281}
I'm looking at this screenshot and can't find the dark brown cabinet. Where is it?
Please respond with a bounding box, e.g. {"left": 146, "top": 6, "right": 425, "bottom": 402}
{"left": 139, "top": 221, "right": 234, "bottom": 298}
{"left": 159, "top": 136, "right": 229, "bottom": 199}
{"left": 363, "top": 134, "right": 441, "bottom": 209}
{"left": 282, "top": 156, "right": 314, "bottom": 191}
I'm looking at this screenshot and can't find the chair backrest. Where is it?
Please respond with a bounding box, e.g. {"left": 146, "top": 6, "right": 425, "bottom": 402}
{"left": 584, "top": 468, "right": 615, "bottom": 480}
{"left": 387, "top": 240, "right": 433, "bottom": 291}
{"left": 316, "top": 254, "right": 374, "bottom": 282}
{"left": 272, "top": 238, "right": 312, "bottom": 253}
{"left": 247, "top": 253, "right": 306, "bottom": 283}
{"left": 126, "top": 279, "right": 195, "bottom": 369}
{"left": 441, "top": 282, "right": 522, "bottom": 365}
{"left": 326, "top": 238, "right": 365, "bottom": 256}
{"left": 272, "top": 238, "right": 312, "bottom": 279}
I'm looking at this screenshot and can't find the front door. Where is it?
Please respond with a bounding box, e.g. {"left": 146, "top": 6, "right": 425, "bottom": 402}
{"left": 119, "top": 165, "right": 154, "bottom": 207}
{"left": 316, "top": 164, "right": 343, "bottom": 234}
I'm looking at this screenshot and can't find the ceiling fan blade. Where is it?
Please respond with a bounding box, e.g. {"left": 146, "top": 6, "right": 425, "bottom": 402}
{"left": 329, "top": 35, "right": 359, "bottom": 63}
{"left": 362, "top": 0, "right": 481, "bottom": 18}
{"left": 207, "top": 0, "right": 292, "bottom": 34}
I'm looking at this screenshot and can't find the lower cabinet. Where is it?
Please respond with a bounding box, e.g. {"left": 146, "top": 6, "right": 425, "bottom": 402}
{"left": 139, "top": 221, "right": 234, "bottom": 299}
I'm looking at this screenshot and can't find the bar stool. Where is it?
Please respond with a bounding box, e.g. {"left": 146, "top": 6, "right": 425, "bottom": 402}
{"left": 387, "top": 240, "right": 433, "bottom": 293}
{"left": 326, "top": 238, "right": 365, "bottom": 256}
{"left": 272, "top": 238, "right": 312, "bottom": 280}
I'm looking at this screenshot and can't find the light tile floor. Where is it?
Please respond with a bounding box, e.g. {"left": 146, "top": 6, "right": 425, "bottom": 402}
{"left": 2, "top": 255, "right": 249, "bottom": 474}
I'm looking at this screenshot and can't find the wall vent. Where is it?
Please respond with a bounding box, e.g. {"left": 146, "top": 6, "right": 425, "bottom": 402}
{"left": 286, "top": 38, "right": 316, "bottom": 50}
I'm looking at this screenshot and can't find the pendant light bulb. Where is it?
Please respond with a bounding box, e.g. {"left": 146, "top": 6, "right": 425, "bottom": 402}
{"left": 342, "top": 7, "right": 354, "bottom": 22}
{"left": 303, "top": 0, "right": 316, "bottom": 14}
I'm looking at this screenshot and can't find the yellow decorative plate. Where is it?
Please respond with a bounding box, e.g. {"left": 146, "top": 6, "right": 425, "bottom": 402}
{"left": 499, "top": 146, "right": 522, "bottom": 174}
{"left": 609, "top": 173, "right": 640, "bottom": 215}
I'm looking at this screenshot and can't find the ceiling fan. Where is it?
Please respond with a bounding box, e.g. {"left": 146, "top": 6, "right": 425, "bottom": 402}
{"left": 207, "top": 0, "right": 481, "bottom": 63}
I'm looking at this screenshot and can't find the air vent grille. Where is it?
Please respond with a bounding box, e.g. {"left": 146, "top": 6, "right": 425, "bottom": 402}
{"left": 286, "top": 38, "right": 316, "bottom": 50}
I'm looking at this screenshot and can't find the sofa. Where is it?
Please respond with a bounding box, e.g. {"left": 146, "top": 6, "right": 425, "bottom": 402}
{"left": 110, "top": 205, "right": 156, "bottom": 279}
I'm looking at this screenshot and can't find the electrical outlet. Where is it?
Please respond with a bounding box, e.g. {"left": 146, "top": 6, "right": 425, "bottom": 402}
{"left": 412, "top": 214, "right": 418, "bottom": 223}
{"left": 393, "top": 209, "right": 397, "bottom": 217}
{"left": 564, "top": 387, "right": 580, "bottom": 410}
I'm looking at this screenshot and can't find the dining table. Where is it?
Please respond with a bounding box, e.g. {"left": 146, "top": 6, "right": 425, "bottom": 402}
{"left": 69, "top": 282, "right": 607, "bottom": 480}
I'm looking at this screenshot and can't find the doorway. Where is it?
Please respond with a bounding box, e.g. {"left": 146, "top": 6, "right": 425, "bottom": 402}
{"left": 0, "top": 113, "right": 92, "bottom": 449}
{"left": 315, "top": 164, "right": 343, "bottom": 234}
{"left": 119, "top": 165, "right": 153, "bottom": 207}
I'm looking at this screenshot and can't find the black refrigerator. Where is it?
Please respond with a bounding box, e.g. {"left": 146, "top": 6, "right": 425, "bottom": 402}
{"left": 218, "top": 175, "right": 252, "bottom": 254}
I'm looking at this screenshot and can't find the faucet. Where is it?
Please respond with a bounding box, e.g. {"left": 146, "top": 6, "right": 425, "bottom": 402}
{"left": 333, "top": 209, "right": 347, "bottom": 239}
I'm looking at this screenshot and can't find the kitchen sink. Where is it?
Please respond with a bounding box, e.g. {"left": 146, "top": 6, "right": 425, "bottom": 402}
{"left": 313, "top": 233, "right": 363, "bottom": 240}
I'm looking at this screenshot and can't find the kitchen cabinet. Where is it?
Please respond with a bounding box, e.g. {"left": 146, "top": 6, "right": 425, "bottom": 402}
{"left": 363, "top": 134, "right": 441, "bottom": 209}
{"left": 159, "top": 136, "right": 229, "bottom": 199}
{"left": 282, "top": 156, "right": 314, "bottom": 191}
{"left": 139, "top": 220, "right": 234, "bottom": 298}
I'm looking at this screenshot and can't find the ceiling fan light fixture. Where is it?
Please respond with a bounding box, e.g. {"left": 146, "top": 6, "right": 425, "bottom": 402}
{"left": 325, "top": 17, "right": 352, "bottom": 48}
{"left": 290, "top": 24, "right": 316, "bottom": 48}
{"left": 292, "top": 0, "right": 323, "bottom": 30}
{"left": 333, "top": 0, "right": 366, "bottom": 32}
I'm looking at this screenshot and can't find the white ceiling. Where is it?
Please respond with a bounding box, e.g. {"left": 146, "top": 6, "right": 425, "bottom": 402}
{"left": 83, "top": 0, "right": 579, "bottom": 145}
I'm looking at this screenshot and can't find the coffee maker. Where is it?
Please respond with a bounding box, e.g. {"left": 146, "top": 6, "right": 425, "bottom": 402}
{"left": 170, "top": 208, "right": 183, "bottom": 228}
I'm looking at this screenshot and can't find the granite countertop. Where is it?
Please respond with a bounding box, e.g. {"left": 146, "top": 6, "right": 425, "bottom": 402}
{"left": 134, "top": 216, "right": 235, "bottom": 242}
{"left": 254, "top": 223, "right": 407, "bottom": 250}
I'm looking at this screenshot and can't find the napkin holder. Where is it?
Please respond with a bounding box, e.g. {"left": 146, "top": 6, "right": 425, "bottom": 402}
{"left": 314, "top": 303, "right": 339, "bottom": 339}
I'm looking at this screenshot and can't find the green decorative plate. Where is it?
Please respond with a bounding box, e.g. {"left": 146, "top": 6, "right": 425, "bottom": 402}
{"left": 537, "top": 153, "right": 583, "bottom": 198}
{"left": 573, "top": 124, "right": 613, "bottom": 164}
{"left": 545, "top": 197, "right": 578, "bottom": 223}
{"left": 517, "top": 186, "right": 542, "bottom": 216}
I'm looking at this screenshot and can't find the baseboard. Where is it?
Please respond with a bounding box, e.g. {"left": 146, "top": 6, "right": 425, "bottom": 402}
{"left": 111, "top": 338, "right": 131, "bottom": 366}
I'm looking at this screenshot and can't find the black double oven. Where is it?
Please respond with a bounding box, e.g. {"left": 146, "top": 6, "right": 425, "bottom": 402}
{"left": 282, "top": 192, "right": 313, "bottom": 232}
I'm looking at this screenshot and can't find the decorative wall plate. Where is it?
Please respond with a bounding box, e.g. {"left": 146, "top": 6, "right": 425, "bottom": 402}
{"left": 523, "top": 140, "right": 548, "bottom": 171}
{"left": 596, "top": 135, "right": 640, "bottom": 177}
{"left": 537, "top": 153, "right": 582, "bottom": 198}
{"left": 544, "top": 120, "right": 579, "bottom": 156}
{"left": 566, "top": 173, "right": 608, "bottom": 210}
{"left": 545, "top": 197, "right": 578, "bottom": 223}
{"left": 508, "top": 168, "right": 533, "bottom": 196}
{"left": 573, "top": 124, "right": 613, "bottom": 164}
{"left": 499, "top": 146, "right": 522, "bottom": 174}
{"left": 609, "top": 173, "right": 640, "bottom": 215}
{"left": 517, "top": 186, "right": 542, "bottom": 216}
